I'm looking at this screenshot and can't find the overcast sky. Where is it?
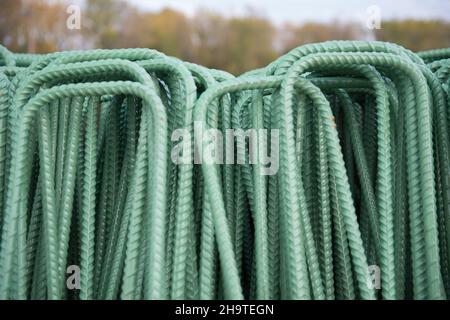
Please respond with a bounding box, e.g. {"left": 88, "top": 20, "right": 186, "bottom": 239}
{"left": 128, "top": 0, "right": 450, "bottom": 25}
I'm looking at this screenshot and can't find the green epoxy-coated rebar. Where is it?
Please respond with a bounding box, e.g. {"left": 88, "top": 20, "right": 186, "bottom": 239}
{"left": 0, "top": 41, "right": 450, "bottom": 299}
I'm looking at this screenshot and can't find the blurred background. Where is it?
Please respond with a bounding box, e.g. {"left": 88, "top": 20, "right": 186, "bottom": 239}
{"left": 1, "top": 0, "right": 450, "bottom": 74}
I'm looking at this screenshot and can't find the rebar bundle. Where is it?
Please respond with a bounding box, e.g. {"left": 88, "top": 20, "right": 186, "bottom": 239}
{"left": 0, "top": 41, "right": 450, "bottom": 300}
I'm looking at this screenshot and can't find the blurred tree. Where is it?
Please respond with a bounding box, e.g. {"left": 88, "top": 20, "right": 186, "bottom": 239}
{"left": 0, "top": 0, "right": 22, "bottom": 50}
{"left": 145, "top": 9, "right": 193, "bottom": 59}
{"left": 190, "top": 10, "right": 228, "bottom": 69}
{"left": 281, "top": 21, "right": 364, "bottom": 53}
{"left": 84, "top": 4, "right": 193, "bottom": 60}
{"left": 0, "top": 0, "right": 69, "bottom": 53}
{"left": 222, "top": 17, "right": 277, "bottom": 74}
{"left": 84, "top": 0, "right": 133, "bottom": 48}
{"left": 117, "top": 10, "right": 154, "bottom": 49}
{"left": 375, "top": 19, "right": 450, "bottom": 51}
{"left": 2, "top": 1, "right": 450, "bottom": 73}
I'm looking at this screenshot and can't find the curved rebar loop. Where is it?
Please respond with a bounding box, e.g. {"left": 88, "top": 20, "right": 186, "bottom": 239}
{"left": 0, "top": 81, "right": 168, "bottom": 299}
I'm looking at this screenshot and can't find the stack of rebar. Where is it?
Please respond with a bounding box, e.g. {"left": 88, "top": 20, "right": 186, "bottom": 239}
{"left": 0, "top": 41, "right": 449, "bottom": 300}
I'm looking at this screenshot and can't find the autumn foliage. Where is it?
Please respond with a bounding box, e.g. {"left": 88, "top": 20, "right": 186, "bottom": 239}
{"left": 1, "top": 0, "right": 449, "bottom": 74}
